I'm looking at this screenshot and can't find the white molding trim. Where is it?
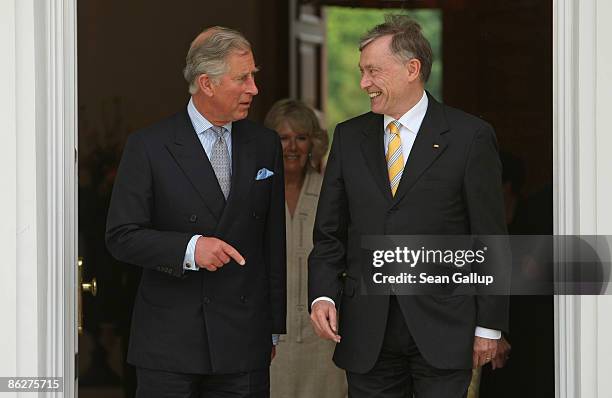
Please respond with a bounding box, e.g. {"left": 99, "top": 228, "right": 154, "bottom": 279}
{"left": 554, "top": 0, "right": 577, "bottom": 395}
{"left": 0, "top": 0, "right": 18, "bottom": 380}
{"left": 42, "top": 0, "right": 78, "bottom": 395}
{"left": 554, "top": 0, "right": 599, "bottom": 397}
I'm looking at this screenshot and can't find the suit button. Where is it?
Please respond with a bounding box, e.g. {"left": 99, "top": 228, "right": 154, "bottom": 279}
{"left": 203, "top": 297, "right": 211, "bottom": 304}
{"left": 240, "top": 296, "right": 247, "bottom": 303}
{"left": 189, "top": 214, "right": 197, "bottom": 223}
{"left": 252, "top": 212, "right": 260, "bottom": 220}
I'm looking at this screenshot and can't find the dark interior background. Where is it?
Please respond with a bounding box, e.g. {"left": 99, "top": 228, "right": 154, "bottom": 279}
{"left": 77, "top": 1, "right": 553, "bottom": 397}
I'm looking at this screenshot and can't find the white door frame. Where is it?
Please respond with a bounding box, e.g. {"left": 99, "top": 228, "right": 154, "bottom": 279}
{"left": 553, "top": 0, "right": 604, "bottom": 397}
{"left": 33, "top": 0, "right": 606, "bottom": 396}
{"left": 50, "top": 0, "right": 78, "bottom": 394}
{"left": 1, "top": 0, "right": 77, "bottom": 396}
{"left": 40, "top": 0, "right": 78, "bottom": 396}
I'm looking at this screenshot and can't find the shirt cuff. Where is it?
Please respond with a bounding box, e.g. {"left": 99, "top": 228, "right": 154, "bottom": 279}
{"left": 475, "top": 326, "right": 501, "bottom": 339}
{"left": 183, "top": 235, "right": 202, "bottom": 271}
{"left": 272, "top": 334, "right": 280, "bottom": 346}
{"left": 311, "top": 296, "right": 335, "bottom": 309}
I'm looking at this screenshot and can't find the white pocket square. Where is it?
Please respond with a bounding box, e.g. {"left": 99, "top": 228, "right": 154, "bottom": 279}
{"left": 255, "top": 168, "right": 274, "bottom": 180}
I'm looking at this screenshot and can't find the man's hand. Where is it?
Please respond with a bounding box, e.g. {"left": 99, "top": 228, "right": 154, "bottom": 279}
{"left": 195, "top": 236, "right": 245, "bottom": 271}
{"left": 310, "top": 301, "right": 341, "bottom": 343}
{"left": 491, "top": 336, "right": 511, "bottom": 370}
{"left": 473, "top": 336, "right": 498, "bottom": 368}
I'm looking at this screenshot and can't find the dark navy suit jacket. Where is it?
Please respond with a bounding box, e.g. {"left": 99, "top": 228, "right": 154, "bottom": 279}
{"left": 106, "top": 110, "right": 286, "bottom": 374}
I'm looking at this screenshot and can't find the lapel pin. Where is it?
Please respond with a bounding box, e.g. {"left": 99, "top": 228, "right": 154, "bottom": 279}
{"left": 433, "top": 144, "right": 440, "bottom": 149}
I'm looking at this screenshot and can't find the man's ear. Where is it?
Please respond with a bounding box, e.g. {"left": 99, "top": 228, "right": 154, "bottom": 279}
{"left": 197, "top": 74, "right": 215, "bottom": 97}
{"left": 406, "top": 59, "right": 422, "bottom": 83}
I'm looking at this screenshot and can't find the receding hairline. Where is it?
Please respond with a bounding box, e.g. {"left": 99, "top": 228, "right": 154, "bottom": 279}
{"left": 360, "top": 33, "right": 394, "bottom": 53}
{"left": 189, "top": 26, "right": 251, "bottom": 52}
{"left": 358, "top": 35, "right": 398, "bottom": 70}
{"left": 190, "top": 27, "right": 221, "bottom": 50}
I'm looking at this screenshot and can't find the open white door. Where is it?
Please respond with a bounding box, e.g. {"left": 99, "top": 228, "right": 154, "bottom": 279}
{"left": 45, "top": 0, "right": 79, "bottom": 395}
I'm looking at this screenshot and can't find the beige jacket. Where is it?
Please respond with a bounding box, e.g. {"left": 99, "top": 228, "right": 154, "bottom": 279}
{"left": 270, "top": 169, "right": 347, "bottom": 398}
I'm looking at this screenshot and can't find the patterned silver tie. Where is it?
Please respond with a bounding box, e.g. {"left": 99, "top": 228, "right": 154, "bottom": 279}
{"left": 209, "top": 126, "right": 231, "bottom": 199}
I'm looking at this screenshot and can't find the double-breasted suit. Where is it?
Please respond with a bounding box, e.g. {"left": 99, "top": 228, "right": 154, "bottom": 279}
{"left": 308, "top": 93, "right": 509, "bottom": 373}
{"left": 106, "top": 109, "right": 286, "bottom": 374}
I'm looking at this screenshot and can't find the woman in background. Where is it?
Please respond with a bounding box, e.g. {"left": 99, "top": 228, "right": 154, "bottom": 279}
{"left": 265, "top": 99, "right": 347, "bottom": 398}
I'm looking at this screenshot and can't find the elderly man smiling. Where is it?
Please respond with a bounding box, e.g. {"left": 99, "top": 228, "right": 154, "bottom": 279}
{"left": 309, "top": 15, "right": 508, "bottom": 398}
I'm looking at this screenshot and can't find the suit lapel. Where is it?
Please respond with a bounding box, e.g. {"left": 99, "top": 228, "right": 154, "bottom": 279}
{"left": 360, "top": 114, "right": 393, "bottom": 203}
{"left": 392, "top": 93, "right": 449, "bottom": 204}
{"left": 216, "top": 119, "right": 256, "bottom": 235}
{"left": 165, "top": 111, "right": 226, "bottom": 221}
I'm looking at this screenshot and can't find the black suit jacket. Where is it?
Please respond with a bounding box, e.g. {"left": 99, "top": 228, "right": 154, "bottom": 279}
{"left": 308, "top": 93, "right": 508, "bottom": 372}
{"left": 106, "top": 110, "right": 286, "bottom": 374}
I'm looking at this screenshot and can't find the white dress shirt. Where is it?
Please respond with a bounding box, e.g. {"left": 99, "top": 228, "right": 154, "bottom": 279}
{"left": 182, "top": 97, "right": 232, "bottom": 271}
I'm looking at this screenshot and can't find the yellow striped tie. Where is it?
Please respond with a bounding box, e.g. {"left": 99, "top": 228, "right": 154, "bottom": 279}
{"left": 386, "top": 120, "right": 404, "bottom": 196}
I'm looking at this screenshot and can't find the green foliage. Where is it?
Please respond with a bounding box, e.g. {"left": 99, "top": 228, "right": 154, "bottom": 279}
{"left": 325, "top": 7, "right": 442, "bottom": 134}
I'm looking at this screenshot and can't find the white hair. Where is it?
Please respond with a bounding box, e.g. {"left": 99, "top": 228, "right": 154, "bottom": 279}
{"left": 183, "top": 26, "right": 251, "bottom": 94}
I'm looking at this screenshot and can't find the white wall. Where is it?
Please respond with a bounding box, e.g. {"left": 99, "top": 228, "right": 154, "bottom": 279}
{"left": 0, "top": 0, "right": 42, "bottom": 380}
{"left": 0, "top": 0, "right": 19, "bottom": 386}
{"left": 595, "top": 0, "right": 612, "bottom": 395}
{"left": 555, "top": 0, "right": 612, "bottom": 397}
{"left": 0, "top": 0, "right": 76, "bottom": 396}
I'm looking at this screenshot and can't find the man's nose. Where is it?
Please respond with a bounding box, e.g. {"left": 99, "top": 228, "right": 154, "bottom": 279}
{"left": 360, "top": 74, "right": 370, "bottom": 90}
{"left": 247, "top": 77, "right": 258, "bottom": 96}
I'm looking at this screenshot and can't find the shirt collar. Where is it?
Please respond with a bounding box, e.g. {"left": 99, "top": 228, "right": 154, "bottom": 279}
{"left": 187, "top": 97, "right": 232, "bottom": 134}
{"left": 383, "top": 90, "right": 428, "bottom": 134}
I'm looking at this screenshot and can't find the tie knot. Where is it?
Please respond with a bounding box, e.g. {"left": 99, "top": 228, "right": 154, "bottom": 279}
{"left": 210, "top": 125, "right": 225, "bottom": 138}
{"left": 388, "top": 120, "right": 401, "bottom": 135}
